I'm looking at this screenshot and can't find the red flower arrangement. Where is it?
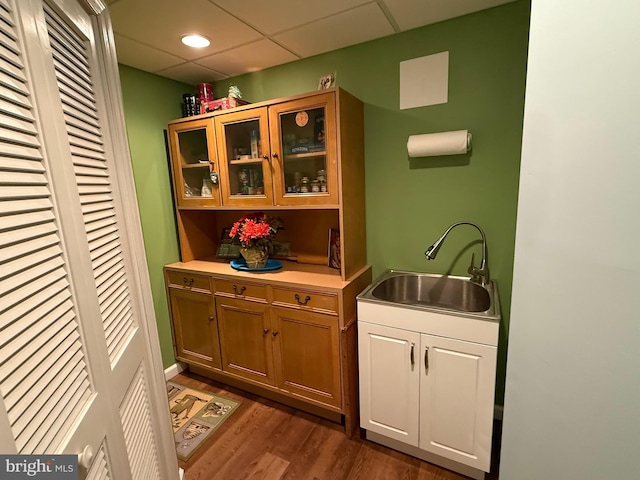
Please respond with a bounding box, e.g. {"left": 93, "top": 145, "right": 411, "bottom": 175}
{"left": 229, "top": 213, "right": 282, "bottom": 249}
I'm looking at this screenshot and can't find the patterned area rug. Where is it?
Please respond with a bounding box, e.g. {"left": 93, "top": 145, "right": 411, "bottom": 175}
{"left": 167, "top": 381, "right": 241, "bottom": 461}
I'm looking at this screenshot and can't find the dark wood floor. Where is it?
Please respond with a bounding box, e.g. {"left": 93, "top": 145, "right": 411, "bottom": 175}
{"left": 174, "top": 371, "right": 501, "bottom": 480}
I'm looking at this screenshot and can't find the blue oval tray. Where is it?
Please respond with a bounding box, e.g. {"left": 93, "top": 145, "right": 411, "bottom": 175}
{"left": 230, "top": 258, "right": 283, "bottom": 272}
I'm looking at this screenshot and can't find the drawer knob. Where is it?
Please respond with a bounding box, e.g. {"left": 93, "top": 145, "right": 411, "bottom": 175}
{"left": 183, "top": 277, "right": 194, "bottom": 287}
{"left": 295, "top": 294, "right": 311, "bottom": 305}
{"left": 233, "top": 285, "right": 246, "bottom": 295}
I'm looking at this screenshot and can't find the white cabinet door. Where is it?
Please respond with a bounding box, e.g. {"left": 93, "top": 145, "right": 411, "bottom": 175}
{"left": 419, "top": 334, "right": 497, "bottom": 472}
{"left": 358, "top": 322, "right": 420, "bottom": 446}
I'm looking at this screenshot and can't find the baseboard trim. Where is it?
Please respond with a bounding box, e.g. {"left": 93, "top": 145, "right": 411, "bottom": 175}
{"left": 366, "top": 431, "right": 485, "bottom": 480}
{"left": 164, "top": 362, "right": 187, "bottom": 381}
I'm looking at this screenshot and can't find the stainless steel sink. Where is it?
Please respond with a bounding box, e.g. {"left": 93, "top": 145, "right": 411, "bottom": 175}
{"left": 357, "top": 270, "right": 499, "bottom": 320}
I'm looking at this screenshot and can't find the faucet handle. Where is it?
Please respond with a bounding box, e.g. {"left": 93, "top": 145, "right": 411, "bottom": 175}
{"left": 468, "top": 252, "right": 477, "bottom": 276}
{"left": 468, "top": 252, "right": 490, "bottom": 285}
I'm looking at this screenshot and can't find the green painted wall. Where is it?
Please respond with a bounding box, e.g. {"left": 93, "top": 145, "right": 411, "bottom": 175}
{"left": 214, "top": 0, "right": 530, "bottom": 404}
{"left": 118, "top": 65, "right": 192, "bottom": 368}
{"left": 119, "top": 0, "right": 529, "bottom": 400}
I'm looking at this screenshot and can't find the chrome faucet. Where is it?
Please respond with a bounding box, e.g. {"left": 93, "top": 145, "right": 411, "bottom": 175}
{"left": 424, "top": 222, "right": 491, "bottom": 286}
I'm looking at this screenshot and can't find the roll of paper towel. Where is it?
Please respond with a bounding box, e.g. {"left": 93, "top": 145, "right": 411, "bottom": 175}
{"left": 407, "top": 130, "right": 471, "bottom": 157}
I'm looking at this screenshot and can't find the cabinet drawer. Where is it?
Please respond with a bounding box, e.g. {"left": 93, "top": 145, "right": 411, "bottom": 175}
{"left": 271, "top": 287, "right": 338, "bottom": 314}
{"left": 166, "top": 270, "right": 211, "bottom": 292}
{"left": 214, "top": 279, "right": 267, "bottom": 301}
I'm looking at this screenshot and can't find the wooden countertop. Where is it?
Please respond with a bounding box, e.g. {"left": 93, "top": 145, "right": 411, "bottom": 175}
{"left": 165, "top": 258, "right": 371, "bottom": 290}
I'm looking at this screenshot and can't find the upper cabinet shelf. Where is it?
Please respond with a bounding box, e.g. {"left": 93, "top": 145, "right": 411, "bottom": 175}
{"left": 182, "top": 163, "right": 211, "bottom": 169}
{"left": 283, "top": 151, "right": 327, "bottom": 160}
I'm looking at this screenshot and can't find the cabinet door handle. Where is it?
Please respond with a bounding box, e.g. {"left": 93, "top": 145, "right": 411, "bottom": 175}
{"left": 262, "top": 154, "right": 269, "bottom": 160}
{"left": 263, "top": 328, "right": 270, "bottom": 334}
{"left": 233, "top": 285, "right": 246, "bottom": 295}
{"left": 295, "top": 294, "right": 311, "bottom": 305}
{"left": 410, "top": 343, "right": 415, "bottom": 367}
{"left": 272, "top": 330, "right": 279, "bottom": 337}
{"left": 209, "top": 316, "right": 214, "bottom": 323}
{"left": 424, "top": 347, "right": 429, "bottom": 375}
{"left": 272, "top": 152, "right": 279, "bottom": 159}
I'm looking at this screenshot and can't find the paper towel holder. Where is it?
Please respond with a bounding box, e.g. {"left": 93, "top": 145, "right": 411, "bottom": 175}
{"left": 407, "top": 130, "right": 472, "bottom": 158}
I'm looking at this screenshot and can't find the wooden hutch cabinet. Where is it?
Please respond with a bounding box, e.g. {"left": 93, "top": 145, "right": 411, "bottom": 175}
{"left": 164, "top": 88, "right": 370, "bottom": 434}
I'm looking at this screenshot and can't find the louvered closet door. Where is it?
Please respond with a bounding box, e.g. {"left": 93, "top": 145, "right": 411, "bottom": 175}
{"left": 40, "top": 3, "right": 172, "bottom": 478}
{"left": 0, "top": 1, "right": 177, "bottom": 479}
{"left": 43, "top": 2, "right": 136, "bottom": 367}
{"left": 44, "top": 1, "right": 164, "bottom": 478}
{"left": 0, "top": 0, "right": 114, "bottom": 471}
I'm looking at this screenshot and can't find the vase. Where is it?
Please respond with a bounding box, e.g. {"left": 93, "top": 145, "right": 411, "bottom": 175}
{"left": 240, "top": 245, "right": 269, "bottom": 269}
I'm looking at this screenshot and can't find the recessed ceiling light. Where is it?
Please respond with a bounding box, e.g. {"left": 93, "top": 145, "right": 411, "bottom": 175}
{"left": 181, "top": 34, "right": 211, "bottom": 48}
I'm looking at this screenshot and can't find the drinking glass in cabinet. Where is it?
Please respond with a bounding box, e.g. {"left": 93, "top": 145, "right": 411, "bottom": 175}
{"left": 280, "top": 107, "right": 327, "bottom": 195}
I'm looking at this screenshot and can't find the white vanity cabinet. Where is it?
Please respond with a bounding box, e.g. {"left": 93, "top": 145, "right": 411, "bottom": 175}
{"left": 357, "top": 299, "right": 499, "bottom": 479}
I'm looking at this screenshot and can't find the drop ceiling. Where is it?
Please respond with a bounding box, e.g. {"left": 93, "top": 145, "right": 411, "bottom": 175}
{"left": 107, "top": 0, "right": 516, "bottom": 86}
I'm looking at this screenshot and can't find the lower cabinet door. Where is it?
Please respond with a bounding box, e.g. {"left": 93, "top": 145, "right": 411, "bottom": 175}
{"left": 271, "top": 307, "right": 341, "bottom": 408}
{"left": 169, "top": 287, "right": 221, "bottom": 369}
{"left": 419, "top": 334, "right": 497, "bottom": 472}
{"left": 358, "top": 321, "right": 420, "bottom": 446}
{"left": 216, "top": 296, "right": 275, "bottom": 386}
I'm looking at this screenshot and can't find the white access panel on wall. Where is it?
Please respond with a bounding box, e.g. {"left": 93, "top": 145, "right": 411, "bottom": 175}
{"left": 399, "top": 51, "right": 449, "bottom": 109}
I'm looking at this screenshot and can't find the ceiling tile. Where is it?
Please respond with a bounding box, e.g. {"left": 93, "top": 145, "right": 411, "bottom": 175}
{"left": 114, "top": 34, "right": 184, "bottom": 72}
{"left": 214, "top": 0, "right": 372, "bottom": 36}
{"left": 272, "top": 3, "right": 395, "bottom": 58}
{"left": 382, "top": 0, "right": 517, "bottom": 31}
{"left": 109, "top": 0, "right": 262, "bottom": 59}
{"left": 156, "top": 62, "right": 228, "bottom": 86}
{"left": 196, "top": 39, "right": 298, "bottom": 77}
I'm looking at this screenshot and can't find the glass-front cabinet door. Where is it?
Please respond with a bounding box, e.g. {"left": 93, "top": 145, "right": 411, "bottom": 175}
{"left": 214, "top": 108, "right": 273, "bottom": 207}
{"left": 168, "top": 118, "right": 221, "bottom": 207}
{"left": 269, "top": 93, "right": 338, "bottom": 206}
